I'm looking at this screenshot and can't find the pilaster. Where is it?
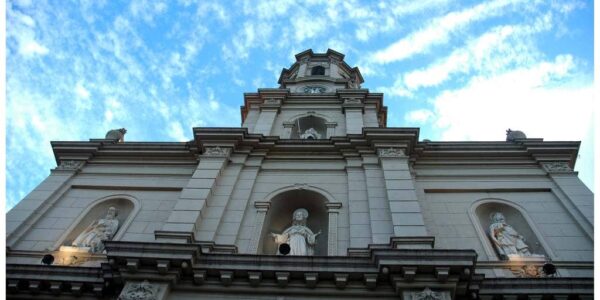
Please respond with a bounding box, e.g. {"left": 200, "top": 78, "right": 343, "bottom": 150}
{"left": 346, "top": 158, "right": 372, "bottom": 248}
{"left": 538, "top": 161, "right": 594, "bottom": 238}
{"left": 247, "top": 201, "right": 271, "bottom": 254}
{"left": 7, "top": 160, "right": 85, "bottom": 247}
{"left": 197, "top": 154, "right": 247, "bottom": 242}
{"left": 326, "top": 203, "right": 342, "bottom": 256}
{"left": 342, "top": 98, "right": 364, "bottom": 134}
{"left": 161, "top": 147, "right": 231, "bottom": 238}
{"left": 377, "top": 147, "right": 427, "bottom": 237}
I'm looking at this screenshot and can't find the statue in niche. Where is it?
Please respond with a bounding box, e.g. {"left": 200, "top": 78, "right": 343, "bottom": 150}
{"left": 300, "top": 128, "right": 321, "bottom": 140}
{"left": 270, "top": 208, "right": 321, "bottom": 256}
{"left": 72, "top": 207, "right": 119, "bottom": 253}
{"left": 488, "top": 212, "right": 531, "bottom": 259}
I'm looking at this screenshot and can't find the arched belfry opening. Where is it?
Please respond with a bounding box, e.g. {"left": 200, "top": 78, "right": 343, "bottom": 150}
{"left": 259, "top": 189, "right": 329, "bottom": 256}
{"left": 290, "top": 115, "right": 327, "bottom": 139}
{"left": 311, "top": 65, "right": 325, "bottom": 75}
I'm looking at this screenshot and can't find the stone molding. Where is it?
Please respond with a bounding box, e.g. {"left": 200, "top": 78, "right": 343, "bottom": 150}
{"left": 7, "top": 241, "right": 593, "bottom": 298}
{"left": 541, "top": 161, "right": 573, "bottom": 173}
{"left": 202, "top": 146, "right": 231, "bottom": 157}
{"left": 54, "top": 160, "right": 85, "bottom": 171}
{"left": 117, "top": 280, "right": 160, "bottom": 300}
{"left": 404, "top": 287, "right": 451, "bottom": 300}
{"left": 343, "top": 97, "right": 362, "bottom": 105}
{"left": 377, "top": 147, "right": 406, "bottom": 158}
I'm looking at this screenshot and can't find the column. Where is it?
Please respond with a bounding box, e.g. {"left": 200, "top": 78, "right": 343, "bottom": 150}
{"left": 247, "top": 201, "right": 271, "bottom": 254}
{"left": 282, "top": 122, "right": 295, "bottom": 138}
{"left": 327, "top": 203, "right": 342, "bottom": 256}
{"left": 325, "top": 122, "right": 337, "bottom": 138}
{"left": 378, "top": 148, "right": 427, "bottom": 237}
{"left": 161, "top": 147, "right": 230, "bottom": 236}
{"left": 297, "top": 57, "right": 309, "bottom": 78}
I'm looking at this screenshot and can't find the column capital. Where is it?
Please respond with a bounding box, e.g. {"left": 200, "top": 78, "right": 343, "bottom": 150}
{"left": 326, "top": 202, "right": 342, "bottom": 211}
{"left": 254, "top": 201, "right": 271, "bottom": 211}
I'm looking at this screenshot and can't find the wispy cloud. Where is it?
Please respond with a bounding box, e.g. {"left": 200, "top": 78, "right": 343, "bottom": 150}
{"left": 386, "top": 14, "right": 554, "bottom": 96}
{"left": 404, "top": 109, "right": 434, "bottom": 124}
{"left": 369, "top": 0, "right": 528, "bottom": 64}
{"left": 7, "top": 3, "right": 49, "bottom": 57}
{"left": 429, "top": 55, "right": 590, "bottom": 140}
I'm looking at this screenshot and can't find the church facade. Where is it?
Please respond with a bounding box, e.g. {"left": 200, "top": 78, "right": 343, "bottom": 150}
{"left": 6, "top": 49, "right": 594, "bottom": 299}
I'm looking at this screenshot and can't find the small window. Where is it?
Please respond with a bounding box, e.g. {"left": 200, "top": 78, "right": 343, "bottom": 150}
{"left": 311, "top": 66, "right": 325, "bottom": 75}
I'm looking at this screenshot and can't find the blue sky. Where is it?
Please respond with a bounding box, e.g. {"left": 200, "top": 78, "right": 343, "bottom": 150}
{"left": 6, "top": 0, "right": 594, "bottom": 209}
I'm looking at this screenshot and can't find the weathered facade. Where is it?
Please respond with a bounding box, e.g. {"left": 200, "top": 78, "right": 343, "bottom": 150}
{"left": 6, "top": 49, "right": 593, "bottom": 299}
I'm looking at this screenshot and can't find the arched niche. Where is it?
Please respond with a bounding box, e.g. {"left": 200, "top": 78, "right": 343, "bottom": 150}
{"left": 471, "top": 199, "right": 552, "bottom": 260}
{"left": 290, "top": 115, "right": 328, "bottom": 139}
{"left": 53, "top": 195, "right": 139, "bottom": 250}
{"left": 259, "top": 189, "right": 329, "bottom": 256}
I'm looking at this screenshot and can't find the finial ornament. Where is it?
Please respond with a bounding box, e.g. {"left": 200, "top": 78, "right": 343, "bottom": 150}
{"left": 105, "top": 128, "right": 127, "bottom": 142}
{"left": 506, "top": 128, "right": 526, "bottom": 141}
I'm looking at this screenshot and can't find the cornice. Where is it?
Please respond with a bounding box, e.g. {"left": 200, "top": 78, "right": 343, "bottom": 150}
{"left": 51, "top": 140, "right": 198, "bottom": 166}
{"left": 412, "top": 140, "right": 580, "bottom": 169}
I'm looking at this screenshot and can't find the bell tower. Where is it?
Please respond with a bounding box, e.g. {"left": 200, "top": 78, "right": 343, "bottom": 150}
{"left": 240, "top": 49, "right": 387, "bottom": 137}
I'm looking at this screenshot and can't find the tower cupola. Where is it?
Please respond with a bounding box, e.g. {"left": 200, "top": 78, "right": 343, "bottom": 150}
{"left": 277, "top": 49, "right": 364, "bottom": 93}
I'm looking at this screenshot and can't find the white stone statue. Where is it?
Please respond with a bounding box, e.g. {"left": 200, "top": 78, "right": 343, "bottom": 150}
{"left": 271, "top": 208, "right": 321, "bottom": 256}
{"left": 72, "top": 207, "right": 119, "bottom": 253}
{"left": 488, "top": 212, "right": 531, "bottom": 258}
{"left": 300, "top": 128, "right": 321, "bottom": 140}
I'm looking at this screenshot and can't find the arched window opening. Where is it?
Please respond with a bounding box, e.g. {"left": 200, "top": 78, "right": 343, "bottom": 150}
{"left": 290, "top": 115, "right": 327, "bottom": 139}
{"left": 259, "top": 189, "right": 328, "bottom": 256}
{"left": 475, "top": 202, "right": 546, "bottom": 260}
{"left": 311, "top": 66, "right": 325, "bottom": 75}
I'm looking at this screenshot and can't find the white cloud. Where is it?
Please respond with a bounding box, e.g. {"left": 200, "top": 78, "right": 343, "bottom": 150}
{"left": 241, "top": 0, "right": 295, "bottom": 20}
{"left": 292, "top": 13, "right": 327, "bottom": 43}
{"left": 129, "top": 0, "right": 168, "bottom": 23}
{"left": 209, "top": 101, "right": 220, "bottom": 111}
{"left": 404, "top": 109, "right": 435, "bottom": 124}
{"left": 370, "top": 0, "right": 527, "bottom": 64}
{"left": 167, "top": 121, "right": 188, "bottom": 141}
{"left": 430, "top": 55, "right": 591, "bottom": 142}
{"left": 403, "top": 16, "right": 553, "bottom": 91}
{"left": 7, "top": 5, "right": 50, "bottom": 57}
{"left": 74, "top": 81, "right": 91, "bottom": 99}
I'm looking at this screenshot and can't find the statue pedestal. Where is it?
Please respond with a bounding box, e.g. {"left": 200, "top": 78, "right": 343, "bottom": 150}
{"left": 506, "top": 254, "right": 545, "bottom": 262}
{"left": 59, "top": 246, "right": 92, "bottom": 253}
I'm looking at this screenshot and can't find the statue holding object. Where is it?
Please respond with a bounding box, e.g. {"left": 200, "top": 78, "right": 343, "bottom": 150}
{"left": 271, "top": 208, "right": 320, "bottom": 256}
